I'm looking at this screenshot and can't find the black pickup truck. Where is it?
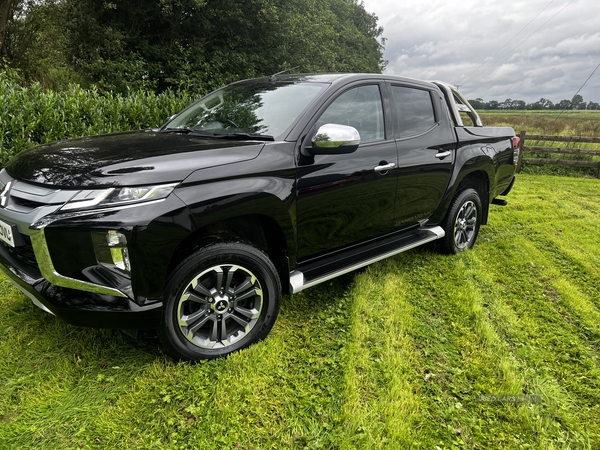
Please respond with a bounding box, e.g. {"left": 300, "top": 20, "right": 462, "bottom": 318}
{"left": 0, "top": 74, "right": 519, "bottom": 360}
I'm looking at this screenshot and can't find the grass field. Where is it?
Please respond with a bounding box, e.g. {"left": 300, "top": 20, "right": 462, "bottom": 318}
{"left": 479, "top": 110, "right": 600, "bottom": 178}
{"left": 1, "top": 173, "right": 600, "bottom": 449}
{"left": 479, "top": 110, "right": 600, "bottom": 137}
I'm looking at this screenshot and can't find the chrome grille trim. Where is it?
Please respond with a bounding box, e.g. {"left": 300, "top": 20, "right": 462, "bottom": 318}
{"left": 29, "top": 227, "right": 127, "bottom": 298}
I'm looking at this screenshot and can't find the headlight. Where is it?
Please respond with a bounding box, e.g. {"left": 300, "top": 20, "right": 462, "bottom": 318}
{"left": 60, "top": 183, "right": 178, "bottom": 211}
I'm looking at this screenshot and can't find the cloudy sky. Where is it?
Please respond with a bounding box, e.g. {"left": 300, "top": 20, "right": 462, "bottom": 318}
{"left": 361, "top": 0, "right": 600, "bottom": 103}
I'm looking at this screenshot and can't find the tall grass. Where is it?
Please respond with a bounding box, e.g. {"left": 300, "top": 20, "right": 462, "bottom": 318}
{"left": 0, "top": 70, "right": 194, "bottom": 167}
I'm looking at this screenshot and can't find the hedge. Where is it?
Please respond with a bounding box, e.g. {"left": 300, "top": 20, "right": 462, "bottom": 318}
{"left": 0, "top": 69, "right": 195, "bottom": 167}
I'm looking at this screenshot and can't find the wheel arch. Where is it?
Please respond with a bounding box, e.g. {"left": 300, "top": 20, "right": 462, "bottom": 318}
{"left": 429, "top": 167, "right": 492, "bottom": 226}
{"left": 165, "top": 214, "right": 292, "bottom": 295}
{"left": 455, "top": 170, "right": 490, "bottom": 224}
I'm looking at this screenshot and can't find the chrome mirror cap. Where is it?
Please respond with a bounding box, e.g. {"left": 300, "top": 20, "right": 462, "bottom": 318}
{"left": 311, "top": 124, "right": 361, "bottom": 154}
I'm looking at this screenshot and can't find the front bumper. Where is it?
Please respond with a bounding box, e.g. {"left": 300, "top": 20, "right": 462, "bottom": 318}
{"left": 0, "top": 239, "right": 162, "bottom": 329}
{"left": 0, "top": 169, "right": 166, "bottom": 329}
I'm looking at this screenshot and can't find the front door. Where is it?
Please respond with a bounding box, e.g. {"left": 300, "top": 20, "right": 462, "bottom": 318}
{"left": 296, "top": 84, "right": 398, "bottom": 261}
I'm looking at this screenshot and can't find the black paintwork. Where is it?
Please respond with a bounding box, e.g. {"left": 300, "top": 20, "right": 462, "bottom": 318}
{"left": 6, "top": 130, "right": 265, "bottom": 187}
{"left": 0, "top": 73, "right": 517, "bottom": 329}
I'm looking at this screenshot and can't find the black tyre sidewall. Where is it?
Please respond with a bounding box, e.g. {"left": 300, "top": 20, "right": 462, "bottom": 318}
{"left": 441, "top": 188, "right": 482, "bottom": 254}
{"left": 159, "top": 242, "right": 281, "bottom": 361}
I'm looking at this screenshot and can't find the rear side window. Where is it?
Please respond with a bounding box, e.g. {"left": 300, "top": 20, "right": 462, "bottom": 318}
{"left": 391, "top": 86, "right": 436, "bottom": 137}
{"left": 316, "top": 85, "right": 384, "bottom": 143}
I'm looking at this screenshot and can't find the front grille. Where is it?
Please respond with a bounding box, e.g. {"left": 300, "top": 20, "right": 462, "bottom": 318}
{"left": 11, "top": 197, "right": 46, "bottom": 210}
{"left": 0, "top": 169, "right": 75, "bottom": 214}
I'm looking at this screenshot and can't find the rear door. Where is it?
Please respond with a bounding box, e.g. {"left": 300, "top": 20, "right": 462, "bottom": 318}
{"left": 389, "top": 83, "right": 456, "bottom": 228}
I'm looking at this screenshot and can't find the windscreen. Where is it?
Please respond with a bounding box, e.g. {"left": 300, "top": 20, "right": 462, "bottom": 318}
{"left": 166, "top": 81, "right": 327, "bottom": 139}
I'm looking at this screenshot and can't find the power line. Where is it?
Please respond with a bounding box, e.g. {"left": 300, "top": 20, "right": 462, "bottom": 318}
{"left": 462, "top": 0, "right": 576, "bottom": 85}
{"left": 461, "top": 0, "right": 556, "bottom": 85}
{"left": 552, "top": 61, "right": 600, "bottom": 123}
{"left": 467, "top": 0, "right": 576, "bottom": 82}
{"left": 571, "top": 62, "right": 600, "bottom": 100}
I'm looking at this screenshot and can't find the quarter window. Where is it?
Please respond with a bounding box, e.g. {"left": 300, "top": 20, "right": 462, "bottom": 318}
{"left": 391, "top": 86, "right": 436, "bottom": 137}
{"left": 316, "top": 85, "right": 384, "bottom": 143}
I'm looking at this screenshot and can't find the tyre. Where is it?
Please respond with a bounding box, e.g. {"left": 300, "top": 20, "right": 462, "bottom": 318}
{"left": 158, "top": 242, "right": 281, "bottom": 361}
{"left": 439, "top": 188, "right": 482, "bottom": 254}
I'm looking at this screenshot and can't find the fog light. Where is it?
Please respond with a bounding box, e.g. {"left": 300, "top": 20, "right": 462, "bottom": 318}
{"left": 106, "top": 230, "right": 127, "bottom": 247}
{"left": 94, "top": 230, "right": 131, "bottom": 275}
{"left": 106, "top": 231, "right": 131, "bottom": 273}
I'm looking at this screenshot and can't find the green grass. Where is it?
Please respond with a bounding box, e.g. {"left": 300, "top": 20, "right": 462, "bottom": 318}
{"left": 1, "top": 174, "right": 600, "bottom": 449}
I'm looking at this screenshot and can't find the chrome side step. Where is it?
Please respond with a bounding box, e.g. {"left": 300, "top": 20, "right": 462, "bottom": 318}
{"left": 289, "top": 225, "right": 445, "bottom": 294}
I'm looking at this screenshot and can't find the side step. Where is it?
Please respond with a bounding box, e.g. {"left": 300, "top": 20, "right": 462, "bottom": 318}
{"left": 491, "top": 198, "right": 508, "bottom": 206}
{"left": 289, "top": 226, "right": 445, "bottom": 294}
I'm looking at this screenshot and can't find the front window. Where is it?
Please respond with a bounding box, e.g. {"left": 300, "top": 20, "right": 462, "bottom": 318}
{"left": 316, "top": 85, "right": 385, "bottom": 143}
{"left": 166, "top": 81, "right": 327, "bottom": 139}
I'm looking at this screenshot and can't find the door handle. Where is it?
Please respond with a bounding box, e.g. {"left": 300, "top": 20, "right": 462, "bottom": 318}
{"left": 374, "top": 162, "right": 396, "bottom": 172}
{"left": 435, "top": 150, "right": 452, "bottom": 159}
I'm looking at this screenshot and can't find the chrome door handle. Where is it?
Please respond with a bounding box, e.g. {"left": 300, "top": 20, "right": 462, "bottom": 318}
{"left": 435, "top": 150, "right": 452, "bottom": 159}
{"left": 374, "top": 162, "right": 396, "bottom": 172}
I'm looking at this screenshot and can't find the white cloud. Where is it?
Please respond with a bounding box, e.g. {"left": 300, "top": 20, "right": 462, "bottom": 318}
{"left": 548, "top": 33, "right": 600, "bottom": 55}
{"left": 362, "top": 0, "right": 600, "bottom": 102}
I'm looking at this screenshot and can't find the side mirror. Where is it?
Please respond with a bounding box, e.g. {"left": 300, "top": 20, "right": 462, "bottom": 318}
{"left": 310, "top": 124, "right": 360, "bottom": 155}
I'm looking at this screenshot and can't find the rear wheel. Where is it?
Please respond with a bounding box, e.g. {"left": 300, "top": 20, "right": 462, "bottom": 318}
{"left": 159, "top": 242, "right": 281, "bottom": 361}
{"left": 439, "top": 188, "right": 482, "bottom": 254}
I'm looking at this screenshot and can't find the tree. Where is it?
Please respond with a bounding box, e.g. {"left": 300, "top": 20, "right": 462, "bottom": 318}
{"left": 571, "top": 94, "right": 584, "bottom": 110}
{"left": 468, "top": 98, "right": 485, "bottom": 109}
{"left": 540, "top": 98, "right": 554, "bottom": 109}
{"left": 4, "top": 0, "right": 79, "bottom": 89}
{"left": 499, "top": 98, "right": 513, "bottom": 109}
{"left": 457, "top": 95, "right": 597, "bottom": 110}
{"left": 0, "top": 0, "right": 24, "bottom": 58}
{"left": 556, "top": 99, "right": 572, "bottom": 110}
{"left": 528, "top": 98, "right": 554, "bottom": 110}
{"left": 486, "top": 100, "right": 499, "bottom": 110}
{"left": 513, "top": 100, "right": 526, "bottom": 110}
{"left": 5, "top": 0, "right": 385, "bottom": 93}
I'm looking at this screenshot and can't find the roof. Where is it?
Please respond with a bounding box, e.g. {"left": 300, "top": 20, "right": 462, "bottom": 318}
{"left": 235, "top": 73, "right": 440, "bottom": 89}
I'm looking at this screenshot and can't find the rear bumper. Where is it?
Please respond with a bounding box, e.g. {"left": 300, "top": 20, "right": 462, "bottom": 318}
{"left": 0, "top": 245, "right": 162, "bottom": 329}
{"left": 500, "top": 176, "right": 516, "bottom": 196}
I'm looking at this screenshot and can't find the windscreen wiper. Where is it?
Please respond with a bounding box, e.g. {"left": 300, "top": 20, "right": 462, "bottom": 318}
{"left": 160, "top": 128, "right": 217, "bottom": 137}
{"left": 212, "top": 133, "right": 274, "bottom": 141}
{"left": 160, "top": 128, "right": 273, "bottom": 141}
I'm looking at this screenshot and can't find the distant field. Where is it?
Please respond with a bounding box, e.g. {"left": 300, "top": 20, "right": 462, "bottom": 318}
{"left": 1, "top": 174, "right": 600, "bottom": 449}
{"left": 478, "top": 110, "right": 600, "bottom": 137}
{"left": 479, "top": 110, "right": 600, "bottom": 177}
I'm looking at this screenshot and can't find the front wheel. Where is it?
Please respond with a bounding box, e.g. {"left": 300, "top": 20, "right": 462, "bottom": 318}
{"left": 158, "top": 242, "right": 281, "bottom": 361}
{"left": 439, "top": 188, "right": 482, "bottom": 254}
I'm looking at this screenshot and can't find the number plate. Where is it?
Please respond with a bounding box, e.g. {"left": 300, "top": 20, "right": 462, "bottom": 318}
{"left": 0, "top": 218, "right": 18, "bottom": 247}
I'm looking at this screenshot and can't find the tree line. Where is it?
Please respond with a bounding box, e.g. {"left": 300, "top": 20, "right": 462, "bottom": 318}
{"left": 468, "top": 94, "right": 600, "bottom": 111}
{"left": 0, "top": 0, "right": 386, "bottom": 94}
